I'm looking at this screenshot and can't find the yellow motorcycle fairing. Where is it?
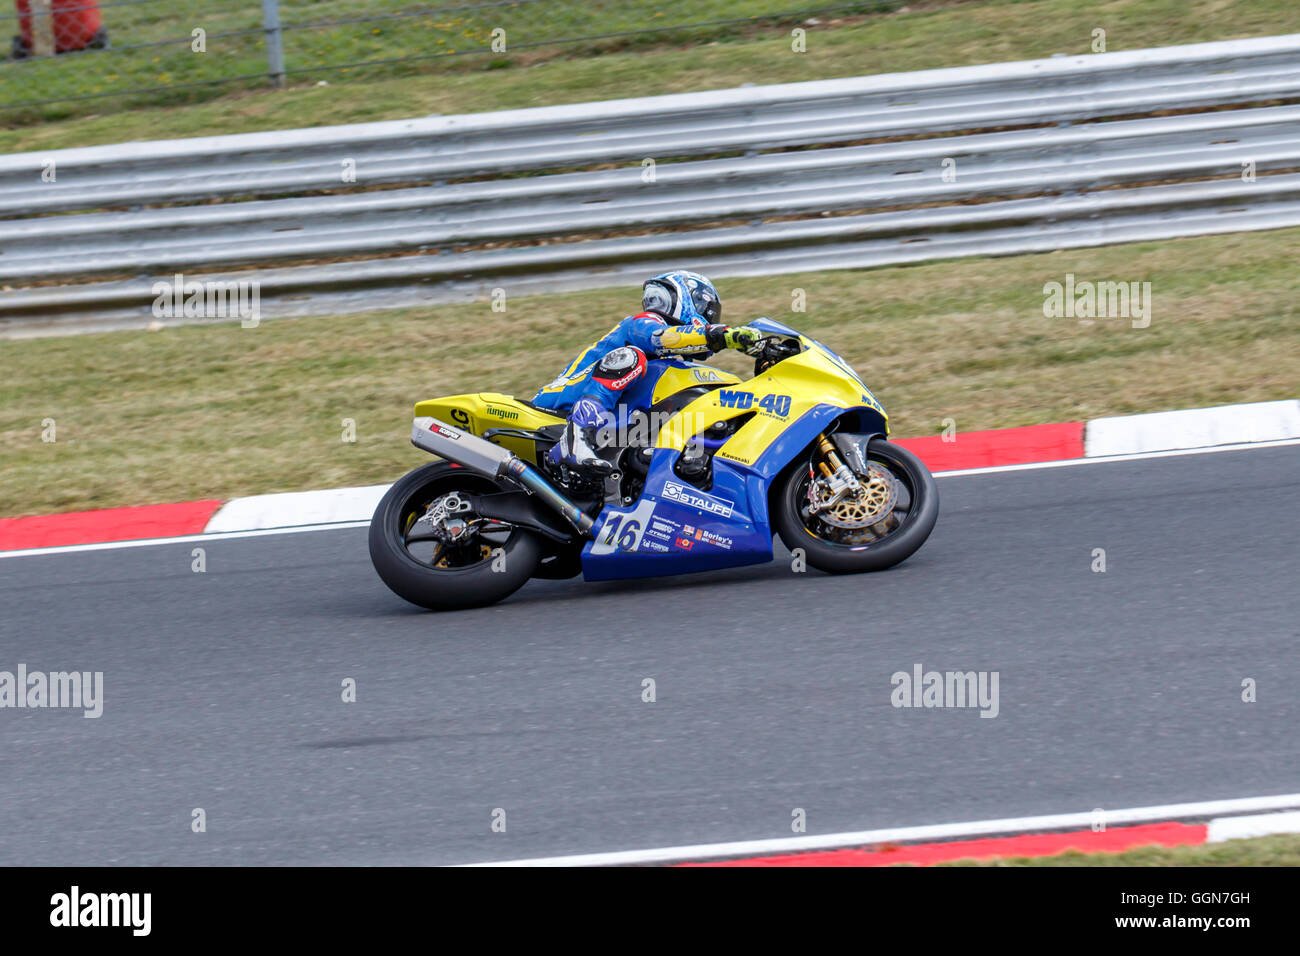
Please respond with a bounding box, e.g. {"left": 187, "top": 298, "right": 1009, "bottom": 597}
{"left": 413, "top": 362, "right": 743, "bottom": 463}
{"left": 649, "top": 361, "right": 742, "bottom": 404}
{"left": 654, "top": 337, "right": 889, "bottom": 469}
{"left": 413, "top": 393, "right": 564, "bottom": 463}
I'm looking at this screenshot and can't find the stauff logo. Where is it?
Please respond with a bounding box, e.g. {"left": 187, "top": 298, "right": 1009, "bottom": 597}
{"left": 661, "top": 480, "right": 734, "bottom": 518}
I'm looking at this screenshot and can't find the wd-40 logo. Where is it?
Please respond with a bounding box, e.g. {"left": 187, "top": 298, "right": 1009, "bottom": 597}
{"left": 717, "top": 390, "right": 792, "bottom": 417}
{"left": 661, "top": 480, "right": 734, "bottom": 518}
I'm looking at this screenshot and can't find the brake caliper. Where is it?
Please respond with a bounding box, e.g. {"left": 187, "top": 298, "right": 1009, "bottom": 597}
{"left": 420, "top": 492, "right": 475, "bottom": 543}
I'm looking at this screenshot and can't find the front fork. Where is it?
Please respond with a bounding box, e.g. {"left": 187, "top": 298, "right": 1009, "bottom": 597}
{"left": 808, "top": 434, "right": 865, "bottom": 515}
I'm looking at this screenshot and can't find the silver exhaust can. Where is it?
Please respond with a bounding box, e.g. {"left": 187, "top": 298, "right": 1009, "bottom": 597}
{"left": 411, "top": 416, "right": 514, "bottom": 478}
{"left": 410, "top": 416, "right": 595, "bottom": 537}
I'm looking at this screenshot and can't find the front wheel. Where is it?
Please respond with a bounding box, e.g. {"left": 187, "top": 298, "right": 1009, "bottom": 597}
{"left": 773, "top": 438, "right": 938, "bottom": 574}
{"left": 369, "top": 461, "right": 542, "bottom": 610}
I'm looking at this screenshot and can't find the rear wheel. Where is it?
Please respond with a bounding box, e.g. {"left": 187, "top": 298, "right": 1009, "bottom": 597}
{"left": 369, "top": 461, "right": 542, "bottom": 610}
{"left": 773, "top": 438, "right": 938, "bottom": 574}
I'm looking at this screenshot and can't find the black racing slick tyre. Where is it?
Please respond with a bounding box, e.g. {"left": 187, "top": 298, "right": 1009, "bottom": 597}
{"left": 369, "top": 461, "right": 542, "bottom": 610}
{"left": 774, "top": 438, "right": 938, "bottom": 574}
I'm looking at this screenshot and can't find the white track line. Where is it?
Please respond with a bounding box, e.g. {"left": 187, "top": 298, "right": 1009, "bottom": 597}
{"left": 3, "top": 438, "right": 1298, "bottom": 559}
{"left": 932, "top": 436, "right": 1300, "bottom": 478}
{"left": 0, "top": 520, "right": 371, "bottom": 559}
{"left": 1085, "top": 400, "right": 1300, "bottom": 458}
{"left": 463, "top": 792, "right": 1300, "bottom": 867}
{"left": 1207, "top": 810, "right": 1300, "bottom": 843}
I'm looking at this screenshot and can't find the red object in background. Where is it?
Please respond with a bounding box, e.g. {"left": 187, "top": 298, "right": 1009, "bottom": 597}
{"left": 16, "top": 0, "right": 103, "bottom": 54}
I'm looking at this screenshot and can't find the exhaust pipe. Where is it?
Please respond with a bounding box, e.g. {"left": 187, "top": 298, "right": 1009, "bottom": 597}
{"left": 411, "top": 417, "right": 595, "bottom": 536}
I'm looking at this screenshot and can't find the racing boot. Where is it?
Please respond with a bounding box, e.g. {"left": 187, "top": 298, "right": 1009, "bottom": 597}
{"left": 547, "top": 398, "right": 616, "bottom": 485}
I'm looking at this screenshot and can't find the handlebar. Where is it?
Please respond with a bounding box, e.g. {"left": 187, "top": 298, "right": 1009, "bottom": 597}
{"left": 752, "top": 332, "right": 802, "bottom": 373}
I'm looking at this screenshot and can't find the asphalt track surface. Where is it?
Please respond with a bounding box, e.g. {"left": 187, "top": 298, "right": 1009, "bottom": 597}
{"left": 1, "top": 444, "right": 1297, "bottom": 865}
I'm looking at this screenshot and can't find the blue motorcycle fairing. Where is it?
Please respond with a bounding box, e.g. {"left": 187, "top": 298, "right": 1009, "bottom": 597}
{"left": 751, "top": 402, "right": 889, "bottom": 479}
{"left": 580, "top": 449, "right": 772, "bottom": 581}
{"left": 579, "top": 401, "right": 886, "bottom": 581}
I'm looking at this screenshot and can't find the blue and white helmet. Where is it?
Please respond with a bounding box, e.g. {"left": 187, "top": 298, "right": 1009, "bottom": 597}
{"left": 642, "top": 270, "right": 722, "bottom": 326}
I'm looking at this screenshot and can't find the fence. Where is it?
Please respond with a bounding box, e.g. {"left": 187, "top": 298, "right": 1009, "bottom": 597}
{"left": 0, "top": 0, "right": 896, "bottom": 118}
{"left": 3, "top": 34, "right": 1300, "bottom": 333}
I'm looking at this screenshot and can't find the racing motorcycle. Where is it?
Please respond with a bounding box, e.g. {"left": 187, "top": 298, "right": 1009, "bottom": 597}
{"left": 369, "top": 318, "right": 938, "bottom": 609}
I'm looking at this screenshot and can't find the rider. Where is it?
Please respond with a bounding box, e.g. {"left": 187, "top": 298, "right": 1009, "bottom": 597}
{"left": 532, "top": 270, "right": 761, "bottom": 479}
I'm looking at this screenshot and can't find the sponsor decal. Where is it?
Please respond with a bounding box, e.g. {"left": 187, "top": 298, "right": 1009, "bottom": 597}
{"left": 692, "top": 367, "right": 726, "bottom": 384}
{"left": 450, "top": 408, "right": 472, "bottom": 427}
{"left": 650, "top": 518, "right": 679, "bottom": 533}
{"left": 695, "top": 527, "right": 733, "bottom": 550}
{"left": 661, "top": 480, "right": 735, "bottom": 518}
{"left": 716, "top": 391, "right": 792, "bottom": 417}
{"left": 655, "top": 326, "right": 709, "bottom": 355}
{"left": 432, "top": 424, "right": 461, "bottom": 440}
{"left": 609, "top": 367, "right": 643, "bottom": 389}
{"left": 674, "top": 536, "right": 695, "bottom": 550}
{"left": 717, "top": 450, "right": 753, "bottom": 465}
{"left": 683, "top": 523, "right": 732, "bottom": 549}
{"left": 486, "top": 406, "right": 520, "bottom": 421}
{"left": 640, "top": 539, "right": 670, "bottom": 553}
{"left": 542, "top": 361, "right": 597, "bottom": 392}
{"left": 682, "top": 522, "right": 733, "bottom": 550}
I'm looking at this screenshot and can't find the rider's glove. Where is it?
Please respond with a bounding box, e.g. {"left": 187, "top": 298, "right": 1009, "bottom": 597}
{"left": 705, "top": 324, "right": 762, "bottom": 354}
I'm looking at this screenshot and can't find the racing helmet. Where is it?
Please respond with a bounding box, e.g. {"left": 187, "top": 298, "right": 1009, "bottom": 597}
{"left": 642, "top": 270, "right": 722, "bottom": 326}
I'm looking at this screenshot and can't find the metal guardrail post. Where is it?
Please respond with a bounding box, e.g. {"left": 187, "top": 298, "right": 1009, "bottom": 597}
{"left": 30, "top": 0, "right": 56, "bottom": 57}
{"left": 262, "top": 0, "right": 287, "bottom": 89}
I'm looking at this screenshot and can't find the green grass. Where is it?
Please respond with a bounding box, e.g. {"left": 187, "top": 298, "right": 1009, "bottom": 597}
{"left": 4, "top": 0, "right": 1299, "bottom": 154}
{"left": 1, "top": 225, "right": 1297, "bottom": 518}
{"left": 2, "top": 0, "right": 899, "bottom": 123}
{"left": 937, "top": 834, "right": 1300, "bottom": 865}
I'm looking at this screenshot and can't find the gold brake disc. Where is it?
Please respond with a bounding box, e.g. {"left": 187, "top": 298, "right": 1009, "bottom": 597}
{"left": 814, "top": 466, "right": 899, "bottom": 529}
